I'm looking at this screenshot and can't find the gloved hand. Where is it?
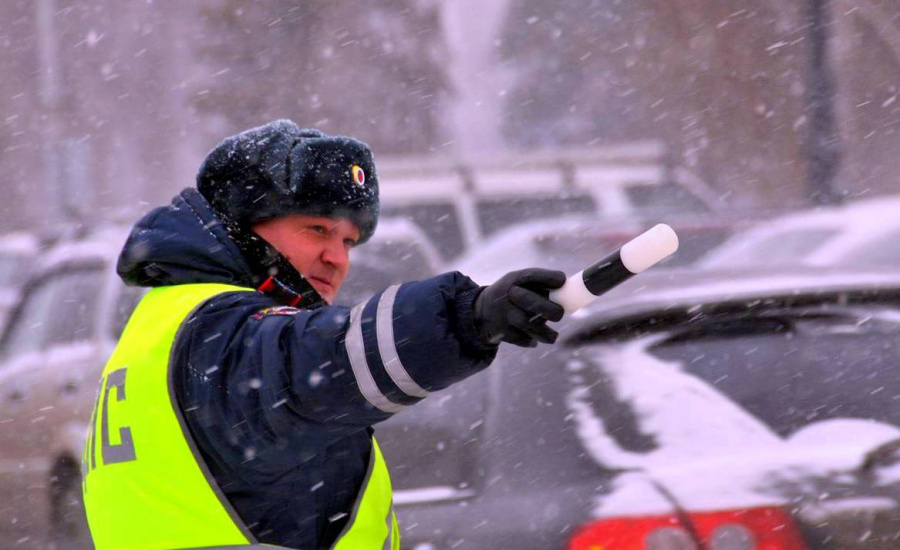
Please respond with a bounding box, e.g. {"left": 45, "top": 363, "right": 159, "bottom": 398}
{"left": 473, "top": 268, "right": 566, "bottom": 347}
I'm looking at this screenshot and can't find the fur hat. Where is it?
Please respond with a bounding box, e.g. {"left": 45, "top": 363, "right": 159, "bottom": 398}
{"left": 197, "top": 119, "right": 379, "bottom": 243}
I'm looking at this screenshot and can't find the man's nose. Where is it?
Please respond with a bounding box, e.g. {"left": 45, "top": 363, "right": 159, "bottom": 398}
{"left": 321, "top": 238, "right": 350, "bottom": 271}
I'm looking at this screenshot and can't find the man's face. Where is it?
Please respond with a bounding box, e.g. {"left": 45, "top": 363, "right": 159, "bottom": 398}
{"left": 252, "top": 214, "right": 360, "bottom": 303}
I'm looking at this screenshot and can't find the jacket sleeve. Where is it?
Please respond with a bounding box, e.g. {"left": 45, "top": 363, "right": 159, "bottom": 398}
{"left": 174, "top": 271, "right": 498, "bottom": 445}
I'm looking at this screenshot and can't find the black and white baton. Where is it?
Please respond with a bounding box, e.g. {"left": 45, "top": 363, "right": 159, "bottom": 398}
{"left": 549, "top": 224, "right": 679, "bottom": 315}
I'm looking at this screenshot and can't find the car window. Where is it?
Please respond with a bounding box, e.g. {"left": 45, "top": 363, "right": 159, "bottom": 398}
{"left": 2, "top": 267, "right": 104, "bottom": 360}
{"left": 657, "top": 227, "right": 734, "bottom": 267}
{"left": 624, "top": 183, "right": 708, "bottom": 214}
{"left": 381, "top": 203, "right": 465, "bottom": 260}
{"left": 649, "top": 309, "right": 900, "bottom": 437}
{"left": 476, "top": 194, "right": 596, "bottom": 237}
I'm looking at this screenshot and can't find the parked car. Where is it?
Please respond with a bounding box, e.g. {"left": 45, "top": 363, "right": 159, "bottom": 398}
{"left": 0, "top": 232, "right": 41, "bottom": 333}
{"left": 451, "top": 214, "right": 740, "bottom": 285}
{"left": 0, "top": 225, "right": 135, "bottom": 549}
{"left": 376, "top": 267, "right": 900, "bottom": 549}
{"left": 699, "top": 195, "right": 900, "bottom": 271}
{"left": 379, "top": 142, "right": 717, "bottom": 261}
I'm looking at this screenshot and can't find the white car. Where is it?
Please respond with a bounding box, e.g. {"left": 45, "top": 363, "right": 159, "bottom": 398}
{"left": 451, "top": 214, "right": 737, "bottom": 285}
{"left": 699, "top": 195, "right": 900, "bottom": 271}
{"left": 378, "top": 142, "right": 716, "bottom": 261}
{"left": 0, "top": 232, "right": 41, "bottom": 333}
{"left": 0, "top": 225, "right": 135, "bottom": 549}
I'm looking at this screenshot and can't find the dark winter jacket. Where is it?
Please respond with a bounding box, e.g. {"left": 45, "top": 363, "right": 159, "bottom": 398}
{"left": 116, "top": 188, "right": 498, "bottom": 549}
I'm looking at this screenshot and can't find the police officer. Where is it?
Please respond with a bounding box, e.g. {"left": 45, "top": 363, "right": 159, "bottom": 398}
{"left": 81, "top": 120, "right": 565, "bottom": 550}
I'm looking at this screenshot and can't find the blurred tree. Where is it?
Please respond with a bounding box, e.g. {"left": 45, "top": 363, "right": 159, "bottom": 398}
{"left": 192, "top": 0, "right": 451, "bottom": 155}
{"left": 498, "top": 0, "right": 814, "bottom": 209}
{"left": 826, "top": 0, "right": 900, "bottom": 202}
{"left": 803, "top": 0, "right": 842, "bottom": 206}
{"left": 0, "top": 1, "right": 200, "bottom": 231}
{"left": 0, "top": 1, "right": 45, "bottom": 231}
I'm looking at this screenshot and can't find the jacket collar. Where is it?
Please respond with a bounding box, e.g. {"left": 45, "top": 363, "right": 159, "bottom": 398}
{"left": 117, "top": 188, "right": 326, "bottom": 309}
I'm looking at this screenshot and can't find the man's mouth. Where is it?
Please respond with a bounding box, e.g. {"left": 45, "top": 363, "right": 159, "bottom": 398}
{"left": 308, "top": 276, "right": 334, "bottom": 292}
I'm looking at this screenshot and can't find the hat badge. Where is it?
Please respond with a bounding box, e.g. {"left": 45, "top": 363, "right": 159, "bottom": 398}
{"left": 351, "top": 165, "right": 366, "bottom": 186}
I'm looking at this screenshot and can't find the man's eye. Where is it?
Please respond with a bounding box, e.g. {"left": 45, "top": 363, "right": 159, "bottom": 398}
{"left": 344, "top": 239, "right": 358, "bottom": 249}
{"left": 310, "top": 225, "right": 328, "bottom": 234}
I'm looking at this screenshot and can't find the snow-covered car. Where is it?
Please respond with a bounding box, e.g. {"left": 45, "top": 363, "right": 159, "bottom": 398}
{"left": 0, "top": 232, "right": 41, "bottom": 333}
{"left": 699, "top": 194, "right": 900, "bottom": 271}
{"left": 0, "top": 225, "right": 135, "bottom": 549}
{"left": 375, "top": 267, "right": 900, "bottom": 549}
{"left": 379, "top": 142, "right": 716, "bottom": 261}
{"left": 451, "top": 214, "right": 739, "bottom": 285}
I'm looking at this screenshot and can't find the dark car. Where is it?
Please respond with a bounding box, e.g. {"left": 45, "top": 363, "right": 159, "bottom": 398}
{"left": 376, "top": 268, "right": 900, "bottom": 549}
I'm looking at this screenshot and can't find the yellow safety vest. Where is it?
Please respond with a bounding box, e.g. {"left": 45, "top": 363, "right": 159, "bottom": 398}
{"left": 82, "top": 283, "right": 399, "bottom": 550}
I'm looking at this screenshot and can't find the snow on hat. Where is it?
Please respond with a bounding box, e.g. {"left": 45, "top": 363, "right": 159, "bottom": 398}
{"left": 197, "top": 119, "right": 379, "bottom": 243}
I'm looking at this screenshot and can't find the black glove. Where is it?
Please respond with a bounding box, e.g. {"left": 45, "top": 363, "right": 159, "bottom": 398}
{"left": 473, "top": 268, "right": 567, "bottom": 348}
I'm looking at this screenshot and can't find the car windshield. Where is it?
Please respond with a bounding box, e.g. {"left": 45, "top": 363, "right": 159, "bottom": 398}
{"left": 1, "top": 267, "right": 104, "bottom": 361}
{"left": 380, "top": 203, "right": 465, "bottom": 260}
{"left": 475, "top": 194, "right": 597, "bottom": 237}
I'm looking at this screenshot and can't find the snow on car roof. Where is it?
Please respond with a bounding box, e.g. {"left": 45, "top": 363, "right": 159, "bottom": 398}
{"left": 36, "top": 225, "right": 129, "bottom": 273}
{"left": 569, "top": 334, "right": 900, "bottom": 517}
{"left": 0, "top": 232, "right": 40, "bottom": 255}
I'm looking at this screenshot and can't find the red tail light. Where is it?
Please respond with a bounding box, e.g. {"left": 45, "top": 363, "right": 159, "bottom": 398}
{"left": 569, "top": 506, "right": 809, "bottom": 550}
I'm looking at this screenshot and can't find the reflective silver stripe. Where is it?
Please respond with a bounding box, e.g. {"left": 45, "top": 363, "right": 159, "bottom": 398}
{"left": 346, "top": 302, "right": 406, "bottom": 414}
{"left": 376, "top": 285, "right": 428, "bottom": 399}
